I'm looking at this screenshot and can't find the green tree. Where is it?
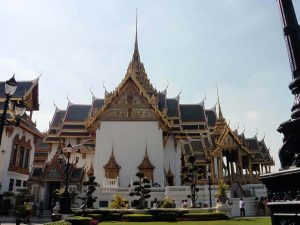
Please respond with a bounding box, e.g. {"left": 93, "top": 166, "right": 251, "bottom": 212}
{"left": 181, "top": 155, "right": 202, "bottom": 208}
{"left": 129, "top": 172, "right": 151, "bottom": 209}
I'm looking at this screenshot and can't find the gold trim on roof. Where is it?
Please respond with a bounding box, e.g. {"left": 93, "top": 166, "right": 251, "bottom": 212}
{"left": 211, "top": 119, "right": 252, "bottom": 157}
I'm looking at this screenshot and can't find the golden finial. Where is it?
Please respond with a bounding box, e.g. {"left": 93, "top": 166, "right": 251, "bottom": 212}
{"left": 216, "top": 86, "right": 224, "bottom": 119}
{"left": 132, "top": 8, "right": 140, "bottom": 63}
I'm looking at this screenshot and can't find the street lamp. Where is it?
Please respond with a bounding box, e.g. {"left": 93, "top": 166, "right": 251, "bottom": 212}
{"left": 207, "top": 170, "right": 212, "bottom": 208}
{"left": 0, "top": 75, "right": 26, "bottom": 145}
{"left": 58, "top": 142, "right": 81, "bottom": 214}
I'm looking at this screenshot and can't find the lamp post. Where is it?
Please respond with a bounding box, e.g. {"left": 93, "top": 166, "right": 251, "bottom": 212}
{"left": 58, "top": 142, "right": 80, "bottom": 214}
{"left": 0, "top": 75, "right": 26, "bottom": 145}
{"left": 207, "top": 171, "right": 212, "bottom": 208}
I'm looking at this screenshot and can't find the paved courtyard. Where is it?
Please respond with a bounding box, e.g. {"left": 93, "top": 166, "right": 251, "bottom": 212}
{"left": 0, "top": 215, "right": 51, "bottom": 225}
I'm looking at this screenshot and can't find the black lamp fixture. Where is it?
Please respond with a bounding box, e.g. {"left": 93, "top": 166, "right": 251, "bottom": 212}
{"left": 58, "top": 142, "right": 81, "bottom": 214}
{"left": 0, "top": 75, "right": 26, "bottom": 145}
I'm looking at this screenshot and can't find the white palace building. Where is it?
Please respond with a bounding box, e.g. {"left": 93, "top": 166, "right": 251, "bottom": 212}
{"left": 23, "top": 27, "right": 274, "bottom": 211}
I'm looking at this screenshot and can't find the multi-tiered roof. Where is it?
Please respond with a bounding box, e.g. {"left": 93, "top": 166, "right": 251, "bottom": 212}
{"left": 41, "top": 23, "right": 274, "bottom": 185}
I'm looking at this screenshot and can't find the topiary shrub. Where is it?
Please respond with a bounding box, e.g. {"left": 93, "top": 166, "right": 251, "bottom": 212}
{"left": 129, "top": 172, "right": 151, "bottom": 209}
{"left": 122, "top": 213, "right": 153, "bottom": 222}
{"left": 80, "top": 175, "right": 99, "bottom": 209}
{"left": 65, "top": 216, "right": 92, "bottom": 225}
{"left": 158, "top": 212, "right": 177, "bottom": 221}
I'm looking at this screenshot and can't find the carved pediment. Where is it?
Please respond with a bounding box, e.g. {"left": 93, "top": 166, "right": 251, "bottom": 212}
{"left": 102, "top": 79, "right": 157, "bottom": 121}
{"left": 221, "top": 133, "right": 236, "bottom": 146}
{"left": 45, "top": 165, "right": 62, "bottom": 179}
{"left": 211, "top": 126, "right": 252, "bottom": 157}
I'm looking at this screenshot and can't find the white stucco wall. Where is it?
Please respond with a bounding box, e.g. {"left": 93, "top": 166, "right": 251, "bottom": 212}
{"left": 163, "top": 136, "right": 181, "bottom": 186}
{"left": 95, "top": 121, "right": 165, "bottom": 187}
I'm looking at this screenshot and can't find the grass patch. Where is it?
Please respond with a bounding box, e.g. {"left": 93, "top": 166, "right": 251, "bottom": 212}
{"left": 100, "top": 217, "right": 271, "bottom": 225}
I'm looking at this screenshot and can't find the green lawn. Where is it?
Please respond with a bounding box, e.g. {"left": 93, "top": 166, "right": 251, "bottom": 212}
{"left": 101, "top": 217, "right": 271, "bottom": 225}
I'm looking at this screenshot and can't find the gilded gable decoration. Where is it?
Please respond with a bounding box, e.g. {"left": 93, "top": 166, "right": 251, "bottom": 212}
{"left": 138, "top": 146, "right": 155, "bottom": 183}
{"left": 166, "top": 165, "right": 174, "bottom": 186}
{"left": 104, "top": 148, "right": 121, "bottom": 179}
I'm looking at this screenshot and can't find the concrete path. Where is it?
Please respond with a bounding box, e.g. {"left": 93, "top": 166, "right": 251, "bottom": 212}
{"left": 0, "top": 215, "right": 51, "bottom": 225}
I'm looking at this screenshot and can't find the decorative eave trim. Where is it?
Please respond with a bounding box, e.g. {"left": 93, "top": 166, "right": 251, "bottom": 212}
{"left": 19, "top": 121, "right": 43, "bottom": 138}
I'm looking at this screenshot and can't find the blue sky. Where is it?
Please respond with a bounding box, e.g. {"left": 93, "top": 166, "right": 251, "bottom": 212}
{"left": 1, "top": 0, "right": 299, "bottom": 171}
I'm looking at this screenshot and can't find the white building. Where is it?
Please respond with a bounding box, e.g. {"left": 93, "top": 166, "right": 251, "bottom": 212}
{"left": 29, "top": 28, "right": 273, "bottom": 209}
{"left": 0, "top": 78, "right": 42, "bottom": 196}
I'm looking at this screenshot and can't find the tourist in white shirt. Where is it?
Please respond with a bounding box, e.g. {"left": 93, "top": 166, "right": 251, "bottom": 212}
{"left": 239, "top": 198, "right": 245, "bottom": 217}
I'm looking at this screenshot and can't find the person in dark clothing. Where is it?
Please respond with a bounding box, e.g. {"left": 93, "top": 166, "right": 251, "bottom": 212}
{"left": 39, "top": 200, "right": 44, "bottom": 219}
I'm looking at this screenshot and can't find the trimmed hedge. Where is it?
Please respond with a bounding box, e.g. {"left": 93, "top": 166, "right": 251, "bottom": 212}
{"left": 178, "top": 212, "right": 228, "bottom": 221}
{"left": 65, "top": 216, "right": 92, "bottom": 225}
{"left": 122, "top": 213, "right": 153, "bottom": 222}
{"left": 158, "top": 212, "right": 177, "bottom": 221}
{"left": 71, "top": 209, "right": 82, "bottom": 216}
{"left": 102, "top": 212, "right": 122, "bottom": 221}
{"left": 87, "top": 213, "right": 102, "bottom": 221}
{"left": 44, "top": 221, "right": 71, "bottom": 225}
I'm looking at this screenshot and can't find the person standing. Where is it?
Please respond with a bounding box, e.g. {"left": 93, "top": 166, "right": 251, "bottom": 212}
{"left": 255, "top": 197, "right": 260, "bottom": 216}
{"left": 39, "top": 199, "right": 44, "bottom": 219}
{"left": 260, "top": 197, "right": 266, "bottom": 216}
{"left": 239, "top": 198, "right": 245, "bottom": 217}
{"left": 24, "top": 199, "right": 33, "bottom": 223}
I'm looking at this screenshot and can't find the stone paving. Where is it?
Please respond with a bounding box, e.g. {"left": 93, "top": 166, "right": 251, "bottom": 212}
{"left": 0, "top": 215, "right": 51, "bottom": 225}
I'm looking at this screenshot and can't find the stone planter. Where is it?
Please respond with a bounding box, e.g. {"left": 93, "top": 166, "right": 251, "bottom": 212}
{"left": 51, "top": 213, "right": 62, "bottom": 222}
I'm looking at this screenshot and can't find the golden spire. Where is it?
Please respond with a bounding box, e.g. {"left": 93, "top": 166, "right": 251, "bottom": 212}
{"left": 217, "top": 87, "right": 224, "bottom": 120}
{"left": 132, "top": 8, "right": 140, "bottom": 63}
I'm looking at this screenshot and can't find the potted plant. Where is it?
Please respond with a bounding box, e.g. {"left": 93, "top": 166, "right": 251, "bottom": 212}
{"left": 215, "top": 180, "right": 228, "bottom": 204}
{"left": 215, "top": 180, "right": 231, "bottom": 218}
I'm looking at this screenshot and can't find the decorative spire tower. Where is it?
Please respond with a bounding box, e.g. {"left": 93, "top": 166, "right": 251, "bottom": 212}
{"left": 261, "top": 1, "right": 300, "bottom": 224}
{"left": 217, "top": 88, "right": 224, "bottom": 120}
{"left": 132, "top": 9, "right": 141, "bottom": 63}
{"left": 126, "top": 9, "right": 157, "bottom": 95}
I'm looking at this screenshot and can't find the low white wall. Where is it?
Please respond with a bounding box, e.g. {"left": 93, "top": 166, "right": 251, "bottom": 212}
{"left": 230, "top": 197, "right": 256, "bottom": 217}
